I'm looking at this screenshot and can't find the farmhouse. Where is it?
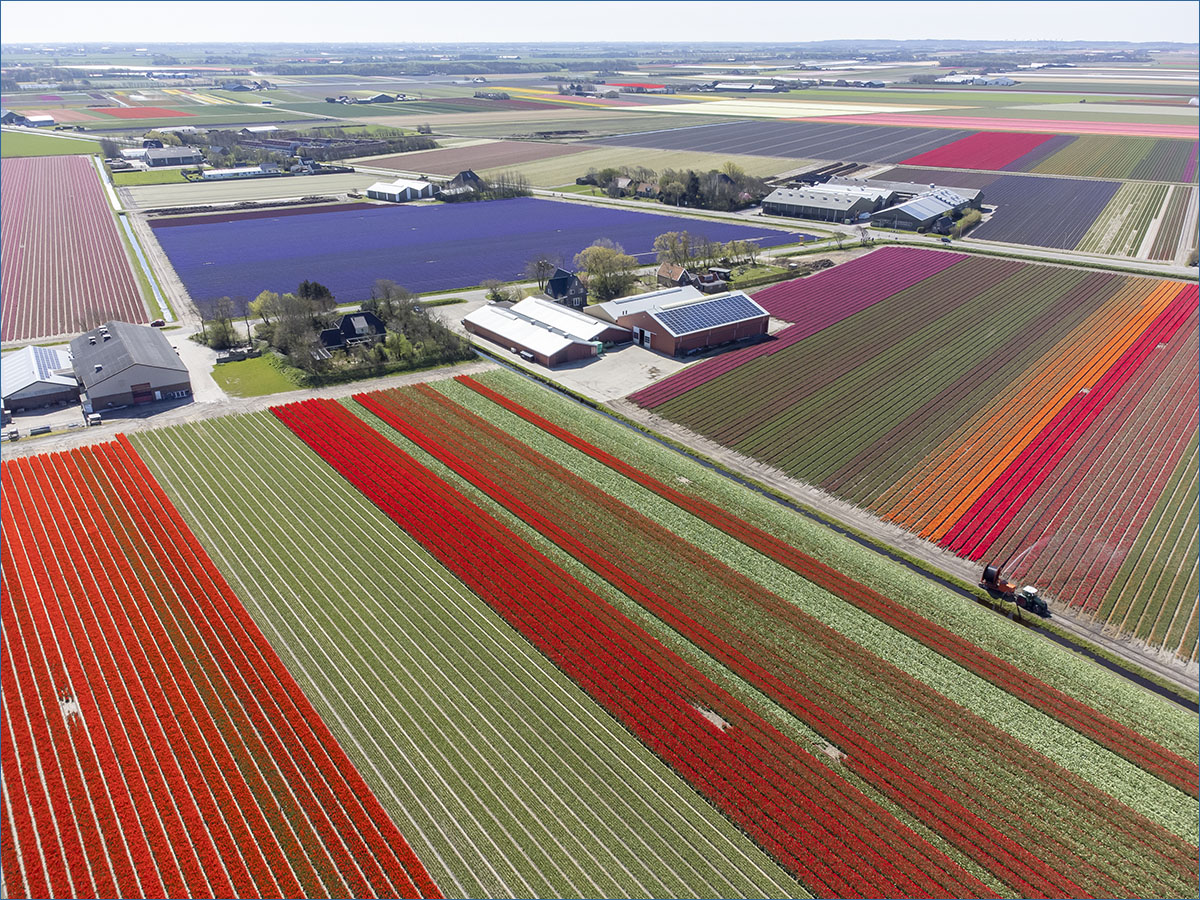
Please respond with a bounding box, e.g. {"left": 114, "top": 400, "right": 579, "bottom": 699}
{"left": 145, "top": 146, "right": 204, "bottom": 167}
{"left": 657, "top": 262, "right": 696, "bottom": 288}
{"left": 588, "top": 285, "right": 769, "bottom": 356}
{"left": 870, "top": 188, "right": 972, "bottom": 232}
{"left": 762, "top": 184, "right": 894, "bottom": 222}
{"left": 0, "top": 346, "right": 79, "bottom": 411}
{"left": 366, "top": 178, "right": 436, "bottom": 202}
{"left": 464, "top": 297, "right": 630, "bottom": 367}
{"left": 545, "top": 267, "right": 588, "bottom": 308}
{"left": 318, "top": 311, "right": 388, "bottom": 350}
{"left": 70, "top": 321, "right": 191, "bottom": 410}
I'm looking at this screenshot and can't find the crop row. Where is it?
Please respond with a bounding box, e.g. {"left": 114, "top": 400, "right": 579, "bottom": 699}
{"left": 0, "top": 442, "right": 437, "bottom": 899}
{"left": 457, "top": 374, "right": 1199, "bottom": 799}
{"left": 1149, "top": 185, "right": 1197, "bottom": 261}
{"left": 275, "top": 396, "right": 988, "bottom": 899}
{"left": 637, "top": 249, "right": 1199, "bottom": 656}
{"left": 133, "top": 410, "right": 803, "bottom": 899}
{"left": 0, "top": 155, "right": 145, "bottom": 341}
{"left": 1075, "top": 181, "right": 1170, "bottom": 257}
{"left": 631, "top": 246, "right": 967, "bottom": 409}
{"left": 900, "top": 132, "right": 1056, "bottom": 172}
{"left": 483, "top": 367, "right": 1200, "bottom": 761}
{"left": 969, "top": 174, "right": 1122, "bottom": 249}
{"left": 355, "top": 383, "right": 1197, "bottom": 897}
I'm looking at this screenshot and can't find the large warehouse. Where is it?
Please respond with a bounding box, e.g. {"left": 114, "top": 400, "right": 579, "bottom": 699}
{"left": 870, "top": 188, "right": 973, "bottom": 231}
{"left": 70, "top": 321, "right": 191, "bottom": 410}
{"left": 145, "top": 146, "right": 204, "bottom": 167}
{"left": 463, "top": 297, "right": 630, "bottom": 367}
{"left": 762, "top": 184, "right": 895, "bottom": 223}
{"left": 0, "top": 345, "right": 79, "bottom": 411}
{"left": 589, "top": 286, "right": 770, "bottom": 357}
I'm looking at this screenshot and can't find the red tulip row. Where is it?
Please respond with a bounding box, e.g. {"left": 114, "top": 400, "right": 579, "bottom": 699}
{"left": 456, "top": 374, "right": 1200, "bottom": 799}
{"left": 943, "top": 284, "right": 1197, "bottom": 560}
{"left": 395, "top": 382, "right": 1195, "bottom": 893}
{"left": 357, "top": 387, "right": 1103, "bottom": 899}
{"left": 1, "top": 442, "right": 439, "bottom": 899}
{"left": 275, "top": 396, "right": 996, "bottom": 899}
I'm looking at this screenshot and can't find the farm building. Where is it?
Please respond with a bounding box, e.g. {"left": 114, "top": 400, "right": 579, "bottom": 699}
{"left": 319, "top": 311, "right": 388, "bottom": 350}
{"left": 826, "top": 175, "right": 985, "bottom": 208}
{"left": 25, "top": 114, "right": 55, "bottom": 127}
{"left": 762, "top": 184, "right": 894, "bottom": 223}
{"left": 608, "top": 83, "right": 670, "bottom": 94}
{"left": 366, "top": 178, "right": 436, "bottom": 202}
{"left": 870, "top": 188, "right": 972, "bottom": 232}
{"left": 545, "top": 267, "right": 588, "bottom": 308}
{"left": 0, "top": 346, "right": 79, "bottom": 411}
{"left": 120, "top": 147, "right": 149, "bottom": 160}
{"left": 588, "top": 286, "right": 769, "bottom": 357}
{"left": 1, "top": 108, "right": 29, "bottom": 126}
{"left": 70, "top": 321, "right": 191, "bottom": 410}
{"left": 464, "top": 297, "right": 630, "bottom": 367}
{"left": 657, "top": 262, "right": 696, "bottom": 288}
{"left": 201, "top": 165, "right": 283, "bottom": 180}
{"left": 240, "top": 126, "right": 279, "bottom": 135}
{"left": 145, "top": 146, "right": 204, "bottom": 167}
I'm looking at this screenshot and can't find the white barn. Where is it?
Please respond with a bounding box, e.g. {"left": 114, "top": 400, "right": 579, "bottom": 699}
{"left": 1, "top": 346, "right": 79, "bottom": 411}
{"left": 366, "top": 178, "right": 436, "bottom": 202}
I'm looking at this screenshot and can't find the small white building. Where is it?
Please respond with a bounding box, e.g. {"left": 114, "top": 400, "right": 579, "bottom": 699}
{"left": 463, "top": 297, "right": 630, "bottom": 367}
{"left": 366, "top": 178, "right": 436, "bottom": 202}
{"left": 120, "top": 147, "right": 148, "bottom": 160}
{"left": 201, "top": 165, "right": 281, "bottom": 180}
{"left": 25, "top": 114, "right": 55, "bottom": 127}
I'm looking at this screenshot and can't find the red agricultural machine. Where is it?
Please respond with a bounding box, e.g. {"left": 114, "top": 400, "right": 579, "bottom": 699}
{"left": 980, "top": 564, "right": 1051, "bottom": 618}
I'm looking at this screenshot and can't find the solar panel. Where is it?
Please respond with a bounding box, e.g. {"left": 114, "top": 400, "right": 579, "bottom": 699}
{"left": 653, "top": 293, "right": 765, "bottom": 336}
{"left": 32, "top": 345, "right": 60, "bottom": 379}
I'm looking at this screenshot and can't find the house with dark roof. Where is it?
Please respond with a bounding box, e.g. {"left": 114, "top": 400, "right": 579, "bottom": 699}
{"left": 69, "top": 321, "right": 191, "bottom": 409}
{"left": 1, "top": 108, "right": 29, "bottom": 126}
{"left": 545, "top": 268, "right": 588, "bottom": 309}
{"left": 657, "top": 262, "right": 697, "bottom": 288}
{"left": 318, "top": 311, "right": 388, "bottom": 350}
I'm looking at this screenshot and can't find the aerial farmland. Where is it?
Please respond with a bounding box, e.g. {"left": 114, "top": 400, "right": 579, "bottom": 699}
{"left": 1, "top": 17, "right": 1198, "bottom": 900}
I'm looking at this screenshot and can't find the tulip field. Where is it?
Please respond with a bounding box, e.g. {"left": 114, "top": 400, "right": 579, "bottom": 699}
{"left": 1, "top": 440, "right": 439, "bottom": 899}
{"left": 633, "top": 247, "right": 1199, "bottom": 659}
{"left": 6, "top": 366, "right": 1197, "bottom": 898}
{"left": 0, "top": 155, "right": 146, "bottom": 341}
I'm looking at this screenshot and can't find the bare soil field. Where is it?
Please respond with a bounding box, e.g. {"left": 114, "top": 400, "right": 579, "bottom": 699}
{"left": 367, "top": 140, "right": 592, "bottom": 175}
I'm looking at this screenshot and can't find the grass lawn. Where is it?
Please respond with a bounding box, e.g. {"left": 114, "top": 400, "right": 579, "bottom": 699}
{"left": 1, "top": 130, "right": 101, "bottom": 157}
{"left": 210, "top": 354, "right": 299, "bottom": 397}
{"left": 112, "top": 168, "right": 191, "bottom": 186}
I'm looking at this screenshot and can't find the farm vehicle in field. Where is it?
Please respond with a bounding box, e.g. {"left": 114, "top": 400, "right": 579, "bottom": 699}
{"left": 980, "top": 564, "right": 1050, "bottom": 618}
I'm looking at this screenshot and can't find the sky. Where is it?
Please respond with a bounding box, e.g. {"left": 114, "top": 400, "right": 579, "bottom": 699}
{"left": 1, "top": 0, "right": 1197, "bottom": 45}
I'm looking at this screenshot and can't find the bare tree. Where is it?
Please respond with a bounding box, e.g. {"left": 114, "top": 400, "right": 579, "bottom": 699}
{"left": 524, "top": 254, "right": 561, "bottom": 291}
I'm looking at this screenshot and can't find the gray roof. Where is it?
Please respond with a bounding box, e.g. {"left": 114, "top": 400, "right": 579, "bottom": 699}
{"left": 589, "top": 285, "right": 705, "bottom": 322}
{"left": 1, "top": 346, "right": 75, "bottom": 400}
{"left": 826, "top": 175, "right": 983, "bottom": 203}
{"left": 873, "top": 189, "right": 969, "bottom": 223}
{"left": 764, "top": 188, "right": 870, "bottom": 211}
{"left": 70, "top": 321, "right": 187, "bottom": 391}
{"left": 145, "top": 146, "right": 203, "bottom": 161}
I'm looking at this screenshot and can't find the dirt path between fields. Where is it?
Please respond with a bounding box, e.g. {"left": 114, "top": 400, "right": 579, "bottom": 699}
{"left": 610, "top": 398, "right": 1200, "bottom": 695}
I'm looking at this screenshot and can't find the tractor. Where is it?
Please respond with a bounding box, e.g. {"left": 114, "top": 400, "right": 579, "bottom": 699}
{"left": 980, "top": 564, "right": 1050, "bottom": 618}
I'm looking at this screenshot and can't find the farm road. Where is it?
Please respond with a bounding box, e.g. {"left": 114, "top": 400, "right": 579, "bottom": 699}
{"left": 610, "top": 398, "right": 1200, "bottom": 695}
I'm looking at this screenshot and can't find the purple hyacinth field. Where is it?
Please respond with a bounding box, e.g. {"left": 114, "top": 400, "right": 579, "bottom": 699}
{"left": 968, "top": 174, "right": 1121, "bottom": 249}
{"left": 150, "top": 197, "right": 806, "bottom": 303}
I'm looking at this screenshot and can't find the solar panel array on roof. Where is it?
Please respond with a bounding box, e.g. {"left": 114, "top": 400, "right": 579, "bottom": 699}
{"left": 653, "top": 293, "right": 766, "bottom": 336}
{"left": 32, "top": 344, "right": 65, "bottom": 380}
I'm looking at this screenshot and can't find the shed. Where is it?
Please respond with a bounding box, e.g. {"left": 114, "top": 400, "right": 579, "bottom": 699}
{"left": 366, "top": 178, "right": 436, "bottom": 202}
{"left": 1, "top": 346, "right": 79, "bottom": 411}
{"left": 145, "top": 146, "right": 204, "bottom": 167}
{"left": 463, "top": 297, "right": 630, "bottom": 367}
{"left": 69, "top": 321, "right": 191, "bottom": 409}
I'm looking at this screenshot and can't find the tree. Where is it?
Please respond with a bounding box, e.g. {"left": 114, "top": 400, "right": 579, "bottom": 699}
{"left": 249, "top": 289, "right": 283, "bottom": 325}
{"left": 573, "top": 239, "right": 638, "bottom": 302}
{"left": 99, "top": 138, "right": 121, "bottom": 159}
{"left": 525, "top": 254, "right": 560, "bottom": 291}
{"left": 297, "top": 279, "right": 336, "bottom": 312}
{"left": 832, "top": 232, "right": 847, "bottom": 250}
{"left": 482, "top": 279, "right": 516, "bottom": 303}
{"left": 857, "top": 225, "right": 873, "bottom": 246}
{"left": 654, "top": 231, "right": 693, "bottom": 266}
